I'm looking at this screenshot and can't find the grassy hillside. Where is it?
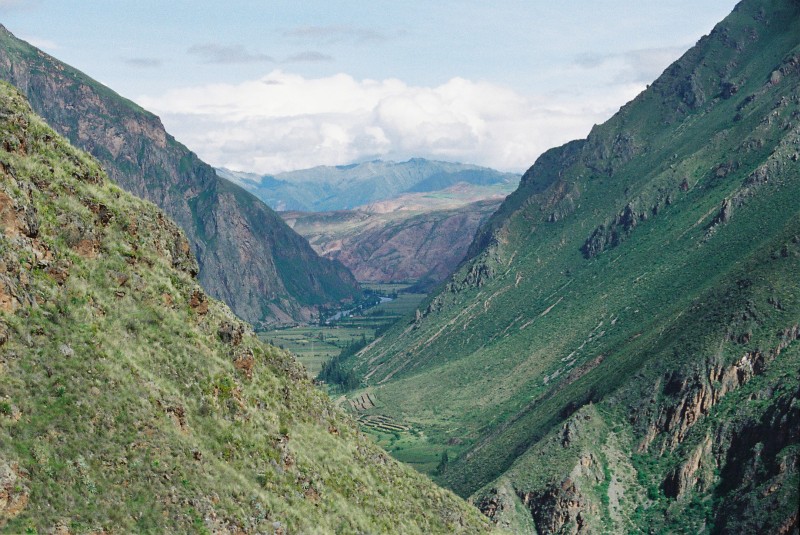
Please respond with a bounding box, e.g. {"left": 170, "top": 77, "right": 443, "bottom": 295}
{"left": 0, "top": 82, "right": 494, "bottom": 533}
{"left": 0, "top": 25, "right": 360, "bottom": 327}
{"left": 346, "top": 0, "right": 800, "bottom": 531}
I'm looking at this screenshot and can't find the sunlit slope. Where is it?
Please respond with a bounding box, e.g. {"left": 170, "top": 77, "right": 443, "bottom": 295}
{"left": 0, "top": 82, "right": 494, "bottom": 533}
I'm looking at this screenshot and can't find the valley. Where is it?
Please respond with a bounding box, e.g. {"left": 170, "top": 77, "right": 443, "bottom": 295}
{"left": 259, "top": 283, "right": 426, "bottom": 377}
{"left": 223, "top": 161, "right": 520, "bottom": 287}
{"left": 0, "top": 83, "right": 491, "bottom": 532}
{"left": 0, "top": 0, "right": 797, "bottom": 533}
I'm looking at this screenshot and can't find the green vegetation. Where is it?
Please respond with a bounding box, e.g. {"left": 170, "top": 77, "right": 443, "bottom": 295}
{"left": 0, "top": 83, "right": 493, "bottom": 533}
{"left": 363, "top": 291, "right": 428, "bottom": 319}
{"left": 361, "top": 282, "right": 417, "bottom": 294}
{"left": 316, "top": 288, "right": 428, "bottom": 391}
{"left": 341, "top": 1, "right": 800, "bottom": 532}
{"left": 257, "top": 326, "right": 370, "bottom": 378}
{"left": 318, "top": 343, "right": 364, "bottom": 391}
{"left": 258, "top": 283, "right": 426, "bottom": 381}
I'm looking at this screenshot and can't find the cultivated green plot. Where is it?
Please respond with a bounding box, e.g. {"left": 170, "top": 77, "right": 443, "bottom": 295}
{"left": 365, "top": 292, "right": 428, "bottom": 318}
{"left": 258, "top": 326, "right": 373, "bottom": 377}
{"left": 259, "top": 285, "right": 427, "bottom": 380}
{"left": 361, "top": 281, "right": 416, "bottom": 294}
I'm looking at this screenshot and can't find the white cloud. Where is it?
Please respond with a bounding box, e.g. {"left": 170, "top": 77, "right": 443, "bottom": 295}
{"left": 137, "top": 71, "right": 644, "bottom": 174}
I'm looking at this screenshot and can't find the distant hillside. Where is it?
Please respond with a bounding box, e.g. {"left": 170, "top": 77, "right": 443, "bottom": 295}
{"left": 217, "top": 158, "right": 519, "bottom": 212}
{"left": 344, "top": 0, "right": 800, "bottom": 532}
{"left": 284, "top": 185, "right": 506, "bottom": 287}
{"left": 0, "top": 26, "right": 360, "bottom": 327}
{"left": 0, "top": 81, "right": 493, "bottom": 533}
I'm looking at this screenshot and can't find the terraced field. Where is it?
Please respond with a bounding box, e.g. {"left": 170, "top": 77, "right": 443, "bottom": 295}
{"left": 357, "top": 414, "right": 411, "bottom": 433}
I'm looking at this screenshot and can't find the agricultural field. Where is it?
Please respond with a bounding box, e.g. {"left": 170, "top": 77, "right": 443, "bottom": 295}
{"left": 356, "top": 407, "right": 472, "bottom": 477}
{"left": 364, "top": 292, "right": 427, "bottom": 318}
{"left": 258, "top": 326, "right": 372, "bottom": 377}
{"left": 360, "top": 281, "right": 416, "bottom": 294}
{"left": 259, "top": 282, "right": 427, "bottom": 377}
{"left": 353, "top": 404, "right": 468, "bottom": 476}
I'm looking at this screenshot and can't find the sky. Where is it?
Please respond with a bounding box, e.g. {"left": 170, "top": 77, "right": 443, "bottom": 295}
{"left": 1, "top": 0, "right": 739, "bottom": 174}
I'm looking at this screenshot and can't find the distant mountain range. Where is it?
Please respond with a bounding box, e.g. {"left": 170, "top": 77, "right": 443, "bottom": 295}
{"left": 221, "top": 159, "right": 520, "bottom": 286}
{"left": 284, "top": 184, "right": 511, "bottom": 287}
{"left": 217, "top": 158, "right": 520, "bottom": 212}
{"left": 0, "top": 26, "right": 360, "bottom": 326}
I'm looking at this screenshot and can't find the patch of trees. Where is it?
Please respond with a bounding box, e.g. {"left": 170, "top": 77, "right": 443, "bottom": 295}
{"left": 317, "top": 336, "right": 368, "bottom": 391}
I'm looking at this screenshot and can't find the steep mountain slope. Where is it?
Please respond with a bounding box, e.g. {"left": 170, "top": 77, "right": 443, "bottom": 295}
{"left": 346, "top": 0, "right": 800, "bottom": 532}
{"left": 0, "top": 26, "right": 360, "bottom": 327}
{"left": 0, "top": 82, "right": 493, "bottom": 533}
{"left": 218, "top": 158, "right": 519, "bottom": 212}
{"left": 283, "top": 189, "right": 505, "bottom": 286}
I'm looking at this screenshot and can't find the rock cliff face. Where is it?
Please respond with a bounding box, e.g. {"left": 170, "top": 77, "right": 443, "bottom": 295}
{"left": 0, "top": 26, "right": 360, "bottom": 326}
{"left": 346, "top": 0, "right": 800, "bottom": 532}
{"left": 0, "top": 81, "right": 491, "bottom": 533}
{"left": 284, "top": 197, "right": 502, "bottom": 286}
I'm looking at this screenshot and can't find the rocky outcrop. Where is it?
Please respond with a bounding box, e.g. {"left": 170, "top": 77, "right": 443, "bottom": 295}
{"left": 520, "top": 480, "right": 594, "bottom": 535}
{"left": 711, "top": 382, "right": 800, "bottom": 534}
{"left": 662, "top": 435, "right": 713, "bottom": 499}
{"left": 0, "top": 26, "right": 360, "bottom": 326}
{"left": 637, "top": 325, "right": 799, "bottom": 454}
{"left": 581, "top": 187, "right": 677, "bottom": 259}
{"left": 584, "top": 131, "right": 643, "bottom": 176}
{"left": 471, "top": 407, "right": 612, "bottom": 534}
{"left": 0, "top": 460, "right": 28, "bottom": 526}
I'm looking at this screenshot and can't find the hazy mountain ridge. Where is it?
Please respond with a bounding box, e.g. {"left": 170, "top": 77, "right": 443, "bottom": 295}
{"left": 0, "top": 81, "right": 494, "bottom": 533}
{"left": 217, "top": 158, "right": 519, "bottom": 212}
{"left": 346, "top": 0, "right": 800, "bottom": 532}
{"left": 0, "top": 26, "right": 360, "bottom": 326}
